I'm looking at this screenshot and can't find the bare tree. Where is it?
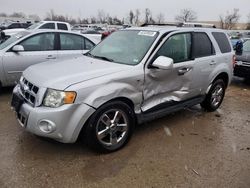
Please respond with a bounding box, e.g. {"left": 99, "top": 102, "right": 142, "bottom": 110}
{"left": 219, "top": 9, "right": 240, "bottom": 29}
{"left": 129, "top": 10, "right": 135, "bottom": 24}
{"left": 0, "top": 13, "right": 7, "bottom": 17}
{"left": 144, "top": 8, "right": 151, "bottom": 24}
{"left": 97, "top": 10, "right": 106, "bottom": 23}
{"left": 134, "top": 9, "right": 140, "bottom": 26}
{"left": 246, "top": 13, "right": 250, "bottom": 30}
{"left": 175, "top": 9, "right": 197, "bottom": 22}
{"left": 156, "top": 13, "right": 165, "bottom": 24}
{"left": 10, "top": 12, "right": 26, "bottom": 18}
{"left": 28, "top": 14, "right": 41, "bottom": 22}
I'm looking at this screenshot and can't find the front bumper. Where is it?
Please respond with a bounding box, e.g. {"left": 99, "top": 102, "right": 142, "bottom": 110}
{"left": 12, "top": 86, "right": 95, "bottom": 143}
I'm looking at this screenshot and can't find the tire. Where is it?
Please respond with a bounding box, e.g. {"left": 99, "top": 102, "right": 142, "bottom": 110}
{"left": 84, "top": 101, "right": 135, "bottom": 152}
{"left": 201, "top": 79, "right": 226, "bottom": 112}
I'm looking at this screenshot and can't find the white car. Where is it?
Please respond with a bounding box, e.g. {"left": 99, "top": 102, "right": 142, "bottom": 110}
{"left": 2, "top": 21, "right": 71, "bottom": 38}
{"left": 0, "top": 30, "right": 99, "bottom": 88}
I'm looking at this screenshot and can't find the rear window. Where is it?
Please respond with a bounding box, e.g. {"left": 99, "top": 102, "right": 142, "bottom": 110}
{"left": 192, "top": 32, "right": 215, "bottom": 58}
{"left": 57, "top": 23, "right": 68, "bottom": 30}
{"left": 212, "top": 32, "right": 231, "bottom": 53}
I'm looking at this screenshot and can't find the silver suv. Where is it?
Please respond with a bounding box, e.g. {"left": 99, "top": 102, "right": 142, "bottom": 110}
{"left": 11, "top": 27, "right": 234, "bottom": 152}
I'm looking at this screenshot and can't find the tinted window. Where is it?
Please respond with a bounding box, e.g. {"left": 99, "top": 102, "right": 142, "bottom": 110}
{"left": 85, "top": 38, "right": 94, "bottom": 50}
{"left": 57, "top": 23, "right": 68, "bottom": 30}
{"left": 60, "top": 33, "right": 84, "bottom": 50}
{"left": 20, "top": 33, "right": 55, "bottom": 51}
{"left": 39, "top": 23, "right": 55, "bottom": 29}
{"left": 212, "top": 32, "right": 231, "bottom": 53}
{"left": 155, "top": 33, "right": 191, "bottom": 63}
{"left": 8, "top": 23, "right": 20, "bottom": 29}
{"left": 193, "top": 32, "right": 214, "bottom": 58}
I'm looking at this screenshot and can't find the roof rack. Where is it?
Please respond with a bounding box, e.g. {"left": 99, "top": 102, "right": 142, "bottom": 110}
{"left": 140, "top": 23, "right": 179, "bottom": 27}
{"left": 180, "top": 22, "right": 216, "bottom": 28}
{"left": 140, "top": 22, "right": 216, "bottom": 28}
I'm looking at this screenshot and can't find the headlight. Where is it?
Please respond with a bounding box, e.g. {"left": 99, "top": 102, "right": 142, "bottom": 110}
{"left": 43, "top": 89, "right": 77, "bottom": 108}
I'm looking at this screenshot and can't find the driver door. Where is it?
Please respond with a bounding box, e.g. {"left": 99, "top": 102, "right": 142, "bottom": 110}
{"left": 142, "top": 32, "right": 200, "bottom": 112}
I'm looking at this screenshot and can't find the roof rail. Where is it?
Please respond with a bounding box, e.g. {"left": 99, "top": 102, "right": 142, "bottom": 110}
{"left": 179, "top": 22, "right": 216, "bottom": 28}
{"left": 140, "top": 23, "right": 179, "bottom": 27}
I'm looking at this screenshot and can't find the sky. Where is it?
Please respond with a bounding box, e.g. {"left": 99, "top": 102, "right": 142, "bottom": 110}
{"left": 1, "top": 0, "right": 250, "bottom": 22}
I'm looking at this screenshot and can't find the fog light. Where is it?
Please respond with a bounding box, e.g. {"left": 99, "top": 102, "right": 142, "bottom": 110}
{"left": 38, "top": 120, "right": 56, "bottom": 133}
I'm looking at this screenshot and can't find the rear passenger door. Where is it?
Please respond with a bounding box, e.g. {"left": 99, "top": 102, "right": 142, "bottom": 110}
{"left": 57, "top": 33, "right": 95, "bottom": 60}
{"left": 192, "top": 32, "right": 217, "bottom": 94}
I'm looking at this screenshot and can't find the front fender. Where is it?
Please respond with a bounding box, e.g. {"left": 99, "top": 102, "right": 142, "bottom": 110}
{"left": 84, "top": 82, "right": 143, "bottom": 113}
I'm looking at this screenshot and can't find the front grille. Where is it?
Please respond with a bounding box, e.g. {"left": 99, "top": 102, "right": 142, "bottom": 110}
{"left": 19, "top": 77, "right": 39, "bottom": 106}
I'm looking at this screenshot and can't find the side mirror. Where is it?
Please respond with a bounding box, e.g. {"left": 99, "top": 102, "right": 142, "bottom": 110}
{"left": 151, "top": 56, "right": 174, "bottom": 70}
{"left": 12, "top": 45, "right": 24, "bottom": 52}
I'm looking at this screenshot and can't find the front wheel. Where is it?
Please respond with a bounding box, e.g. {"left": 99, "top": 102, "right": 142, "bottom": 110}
{"left": 84, "top": 101, "right": 135, "bottom": 152}
{"left": 201, "top": 79, "right": 226, "bottom": 112}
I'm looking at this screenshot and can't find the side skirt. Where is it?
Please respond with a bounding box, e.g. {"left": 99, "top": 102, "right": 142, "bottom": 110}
{"left": 136, "top": 96, "right": 205, "bottom": 124}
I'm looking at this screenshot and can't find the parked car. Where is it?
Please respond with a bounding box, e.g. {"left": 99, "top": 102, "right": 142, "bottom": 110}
{"left": 1, "top": 21, "right": 71, "bottom": 39}
{"left": 11, "top": 27, "right": 234, "bottom": 152}
{"left": 234, "top": 39, "right": 250, "bottom": 80}
{"left": 0, "top": 30, "right": 99, "bottom": 88}
{"left": 80, "top": 30, "right": 102, "bottom": 42}
{"left": 0, "top": 22, "right": 31, "bottom": 30}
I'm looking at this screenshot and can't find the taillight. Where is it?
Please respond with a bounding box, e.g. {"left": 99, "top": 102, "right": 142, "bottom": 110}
{"left": 232, "top": 55, "right": 236, "bottom": 68}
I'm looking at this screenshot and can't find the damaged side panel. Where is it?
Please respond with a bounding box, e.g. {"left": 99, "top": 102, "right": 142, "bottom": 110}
{"left": 142, "top": 60, "right": 200, "bottom": 112}
{"left": 67, "top": 67, "right": 144, "bottom": 114}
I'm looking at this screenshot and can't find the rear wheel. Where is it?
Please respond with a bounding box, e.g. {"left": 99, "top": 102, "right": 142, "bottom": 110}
{"left": 201, "top": 79, "right": 226, "bottom": 112}
{"left": 84, "top": 101, "right": 135, "bottom": 152}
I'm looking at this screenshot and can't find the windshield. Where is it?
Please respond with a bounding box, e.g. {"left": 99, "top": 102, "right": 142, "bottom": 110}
{"left": 27, "top": 22, "right": 42, "bottom": 30}
{"left": 0, "top": 31, "right": 29, "bottom": 50}
{"left": 87, "top": 30, "right": 158, "bottom": 65}
{"left": 243, "top": 40, "right": 250, "bottom": 52}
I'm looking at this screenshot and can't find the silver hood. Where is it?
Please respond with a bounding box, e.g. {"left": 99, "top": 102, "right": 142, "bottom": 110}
{"left": 23, "top": 56, "right": 129, "bottom": 90}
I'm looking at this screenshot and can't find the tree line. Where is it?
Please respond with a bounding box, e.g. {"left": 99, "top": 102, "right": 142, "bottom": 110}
{"left": 0, "top": 8, "right": 250, "bottom": 29}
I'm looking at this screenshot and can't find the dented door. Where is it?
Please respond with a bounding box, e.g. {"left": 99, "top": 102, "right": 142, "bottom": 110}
{"left": 142, "top": 32, "right": 200, "bottom": 112}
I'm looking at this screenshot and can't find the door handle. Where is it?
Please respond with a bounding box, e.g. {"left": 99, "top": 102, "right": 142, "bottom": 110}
{"left": 178, "top": 67, "right": 192, "bottom": 75}
{"left": 209, "top": 60, "right": 216, "bottom": 65}
{"left": 46, "top": 55, "right": 56, "bottom": 60}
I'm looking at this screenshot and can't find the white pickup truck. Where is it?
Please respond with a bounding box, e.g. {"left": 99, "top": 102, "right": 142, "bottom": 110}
{"left": 1, "top": 21, "right": 71, "bottom": 38}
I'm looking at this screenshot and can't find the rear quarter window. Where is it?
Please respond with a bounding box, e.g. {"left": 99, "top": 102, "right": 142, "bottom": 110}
{"left": 212, "top": 32, "right": 232, "bottom": 53}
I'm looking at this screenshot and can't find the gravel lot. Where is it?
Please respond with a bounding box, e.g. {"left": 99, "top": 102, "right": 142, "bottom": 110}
{"left": 0, "top": 78, "right": 250, "bottom": 188}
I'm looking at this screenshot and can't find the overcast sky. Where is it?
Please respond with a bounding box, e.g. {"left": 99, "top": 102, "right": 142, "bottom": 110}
{"left": 1, "top": 0, "right": 250, "bottom": 22}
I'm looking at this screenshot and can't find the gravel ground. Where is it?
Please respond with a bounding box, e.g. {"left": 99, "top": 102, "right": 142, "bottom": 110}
{"left": 0, "top": 78, "right": 250, "bottom": 188}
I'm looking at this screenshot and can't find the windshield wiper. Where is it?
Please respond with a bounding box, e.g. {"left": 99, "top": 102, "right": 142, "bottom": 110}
{"left": 94, "top": 55, "right": 114, "bottom": 62}
{"left": 84, "top": 52, "right": 114, "bottom": 62}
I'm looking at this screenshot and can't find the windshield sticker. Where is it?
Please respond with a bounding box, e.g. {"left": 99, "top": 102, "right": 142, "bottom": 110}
{"left": 138, "top": 31, "right": 156, "bottom": 37}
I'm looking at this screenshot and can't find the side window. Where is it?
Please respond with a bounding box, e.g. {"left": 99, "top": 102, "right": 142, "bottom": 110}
{"left": 60, "top": 33, "right": 84, "bottom": 50}
{"left": 39, "top": 23, "right": 55, "bottom": 29}
{"left": 85, "top": 38, "right": 95, "bottom": 50}
{"left": 243, "top": 40, "right": 250, "bottom": 52}
{"left": 19, "top": 33, "right": 55, "bottom": 51}
{"left": 212, "top": 32, "right": 231, "bottom": 53}
{"left": 155, "top": 33, "right": 191, "bottom": 63}
{"left": 9, "top": 23, "right": 20, "bottom": 29}
{"left": 57, "top": 23, "right": 68, "bottom": 30}
{"left": 192, "top": 32, "right": 214, "bottom": 58}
